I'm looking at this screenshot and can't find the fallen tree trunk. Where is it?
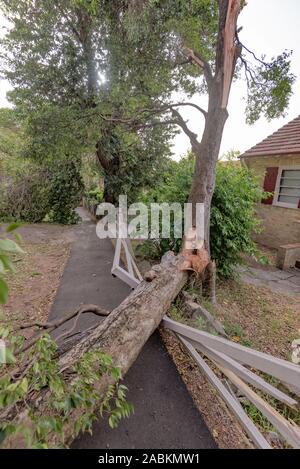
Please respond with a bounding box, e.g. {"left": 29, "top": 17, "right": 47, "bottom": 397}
{"left": 59, "top": 253, "right": 188, "bottom": 373}
{"left": 2, "top": 252, "right": 189, "bottom": 448}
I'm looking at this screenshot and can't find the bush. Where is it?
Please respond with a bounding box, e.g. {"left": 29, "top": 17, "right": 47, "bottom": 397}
{"left": 140, "top": 155, "right": 264, "bottom": 277}
{"left": 47, "top": 159, "right": 84, "bottom": 224}
{"left": 0, "top": 159, "right": 84, "bottom": 225}
{"left": 211, "top": 163, "right": 263, "bottom": 277}
{"left": 85, "top": 187, "right": 103, "bottom": 205}
{"left": 0, "top": 165, "right": 51, "bottom": 223}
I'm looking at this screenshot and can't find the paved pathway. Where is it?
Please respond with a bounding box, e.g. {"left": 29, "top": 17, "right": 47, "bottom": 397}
{"left": 49, "top": 208, "right": 216, "bottom": 449}
{"left": 238, "top": 265, "right": 300, "bottom": 295}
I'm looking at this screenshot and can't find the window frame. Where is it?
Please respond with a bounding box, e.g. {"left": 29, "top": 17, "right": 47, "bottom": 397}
{"left": 273, "top": 166, "right": 300, "bottom": 209}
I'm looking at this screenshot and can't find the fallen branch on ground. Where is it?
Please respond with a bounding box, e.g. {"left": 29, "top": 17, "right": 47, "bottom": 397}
{"left": 15, "top": 304, "right": 110, "bottom": 354}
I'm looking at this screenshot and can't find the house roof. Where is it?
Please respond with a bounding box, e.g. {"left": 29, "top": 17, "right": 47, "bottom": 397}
{"left": 240, "top": 115, "right": 300, "bottom": 158}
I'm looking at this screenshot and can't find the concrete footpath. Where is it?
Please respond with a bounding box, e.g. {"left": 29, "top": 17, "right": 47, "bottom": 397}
{"left": 49, "top": 208, "right": 216, "bottom": 449}
{"left": 238, "top": 265, "right": 300, "bottom": 295}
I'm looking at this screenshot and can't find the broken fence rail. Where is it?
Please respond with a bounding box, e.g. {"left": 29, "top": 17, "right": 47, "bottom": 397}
{"left": 163, "top": 316, "right": 300, "bottom": 449}
{"left": 110, "top": 239, "right": 300, "bottom": 448}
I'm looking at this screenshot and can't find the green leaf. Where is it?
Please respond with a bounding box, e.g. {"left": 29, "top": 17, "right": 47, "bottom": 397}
{"left": 0, "top": 255, "right": 15, "bottom": 273}
{"left": 4, "top": 348, "right": 16, "bottom": 364}
{"left": 6, "top": 222, "right": 22, "bottom": 233}
{"left": 13, "top": 233, "right": 23, "bottom": 243}
{"left": 0, "top": 239, "right": 24, "bottom": 254}
{"left": 110, "top": 367, "right": 122, "bottom": 381}
{"left": 20, "top": 378, "right": 28, "bottom": 394}
{"left": 0, "top": 278, "right": 8, "bottom": 304}
{"left": 0, "top": 327, "right": 10, "bottom": 339}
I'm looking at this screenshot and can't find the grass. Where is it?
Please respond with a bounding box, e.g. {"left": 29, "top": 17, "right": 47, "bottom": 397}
{"left": 240, "top": 380, "right": 300, "bottom": 444}
{"left": 168, "top": 305, "right": 187, "bottom": 324}
{"left": 224, "top": 322, "right": 253, "bottom": 347}
{"left": 215, "top": 278, "right": 300, "bottom": 360}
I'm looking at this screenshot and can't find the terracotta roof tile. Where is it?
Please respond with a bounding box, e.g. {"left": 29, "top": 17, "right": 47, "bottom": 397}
{"left": 240, "top": 115, "right": 300, "bottom": 158}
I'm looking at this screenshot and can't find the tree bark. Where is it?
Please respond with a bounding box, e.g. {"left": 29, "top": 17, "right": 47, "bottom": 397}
{"left": 95, "top": 138, "right": 120, "bottom": 205}
{"left": 175, "top": 0, "right": 241, "bottom": 296}
{"left": 2, "top": 253, "right": 189, "bottom": 448}
{"left": 188, "top": 98, "right": 228, "bottom": 247}
{"left": 188, "top": 0, "right": 241, "bottom": 247}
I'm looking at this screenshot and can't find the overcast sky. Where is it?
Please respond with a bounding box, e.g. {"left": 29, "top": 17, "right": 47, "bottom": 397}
{"left": 172, "top": 0, "right": 300, "bottom": 158}
{"left": 1, "top": 0, "right": 299, "bottom": 159}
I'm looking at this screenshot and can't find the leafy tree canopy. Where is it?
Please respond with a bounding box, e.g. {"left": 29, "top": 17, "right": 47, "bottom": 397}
{"left": 0, "top": 1, "right": 295, "bottom": 210}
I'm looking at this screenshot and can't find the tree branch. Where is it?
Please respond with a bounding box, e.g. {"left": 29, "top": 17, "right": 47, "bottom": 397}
{"left": 167, "top": 102, "right": 207, "bottom": 118}
{"left": 183, "top": 47, "right": 214, "bottom": 88}
{"left": 236, "top": 33, "right": 272, "bottom": 68}
{"left": 132, "top": 119, "right": 179, "bottom": 131}
{"left": 15, "top": 305, "right": 110, "bottom": 354}
{"left": 96, "top": 102, "right": 207, "bottom": 126}
{"left": 171, "top": 108, "right": 200, "bottom": 148}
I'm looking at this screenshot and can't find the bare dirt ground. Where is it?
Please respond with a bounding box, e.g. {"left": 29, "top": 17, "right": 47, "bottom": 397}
{"left": 1, "top": 224, "right": 75, "bottom": 332}
{"left": 243, "top": 244, "right": 278, "bottom": 269}
{"left": 161, "top": 253, "right": 300, "bottom": 448}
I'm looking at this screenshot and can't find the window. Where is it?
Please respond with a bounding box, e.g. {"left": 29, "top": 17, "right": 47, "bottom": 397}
{"left": 275, "top": 168, "right": 300, "bottom": 208}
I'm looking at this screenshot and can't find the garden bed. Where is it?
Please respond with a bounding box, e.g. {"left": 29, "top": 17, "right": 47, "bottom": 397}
{"left": 2, "top": 223, "right": 73, "bottom": 332}
{"left": 161, "top": 274, "right": 300, "bottom": 448}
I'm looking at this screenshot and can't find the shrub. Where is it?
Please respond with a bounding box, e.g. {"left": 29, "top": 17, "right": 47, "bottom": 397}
{"left": 211, "top": 162, "right": 263, "bottom": 277}
{"left": 0, "top": 165, "right": 51, "bottom": 223}
{"left": 85, "top": 187, "right": 103, "bottom": 205}
{"left": 140, "top": 155, "right": 264, "bottom": 277}
{"left": 0, "top": 159, "right": 84, "bottom": 225}
{"left": 47, "top": 159, "right": 84, "bottom": 224}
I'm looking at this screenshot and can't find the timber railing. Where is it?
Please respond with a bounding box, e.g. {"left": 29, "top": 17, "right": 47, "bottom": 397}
{"left": 111, "top": 238, "right": 300, "bottom": 449}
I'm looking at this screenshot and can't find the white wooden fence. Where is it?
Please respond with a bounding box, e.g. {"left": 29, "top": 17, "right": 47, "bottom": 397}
{"left": 112, "top": 239, "right": 300, "bottom": 449}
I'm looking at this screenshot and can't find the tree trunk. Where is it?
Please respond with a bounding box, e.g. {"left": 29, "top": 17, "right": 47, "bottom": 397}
{"left": 2, "top": 253, "right": 189, "bottom": 448}
{"left": 95, "top": 136, "right": 120, "bottom": 205}
{"left": 179, "top": 0, "right": 241, "bottom": 297}
{"left": 185, "top": 1, "right": 241, "bottom": 248}
{"left": 188, "top": 95, "right": 228, "bottom": 248}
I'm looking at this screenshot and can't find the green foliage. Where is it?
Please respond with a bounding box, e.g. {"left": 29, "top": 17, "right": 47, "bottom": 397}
{"left": 46, "top": 159, "right": 84, "bottom": 224}
{"left": 0, "top": 332, "right": 133, "bottom": 448}
{"left": 0, "top": 107, "right": 83, "bottom": 224}
{"left": 86, "top": 187, "right": 103, "bottom": 205}
{"left": 224, "top": 322, "right": 253, "bottom": 347}
{"left": 242, "top": 372, "right": 300, "bottom": 438}
{"left": 70, "top": 0, "right": 99, "bottom": 16}
{"left": 0, "top": 1, "right": 177, "bottom": 206}
{"left": 245, "top": 51, "right": 296, "bottom": 124}
{"left": 0, "top": 158, "right": 83, "bottom": 224}
{"left": 1, "top": 164, "right": 51, "bottom": 223}
{"left": 210, "top": 162, "right": 263, "bottom": 277}
{"left": 0, "top": 223, "right": 23, "bottom": 304}
{"left": 126, "top": 0, "right": 294, "bottom": 125}
{"left": 0, "top": 0, "right": 294, "bottom": 213}
{"left": 0, "top": 108, "right": 23, "bottom": 168}
{"left": 140, "top": 154, "right": 264, "bottom": 278}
